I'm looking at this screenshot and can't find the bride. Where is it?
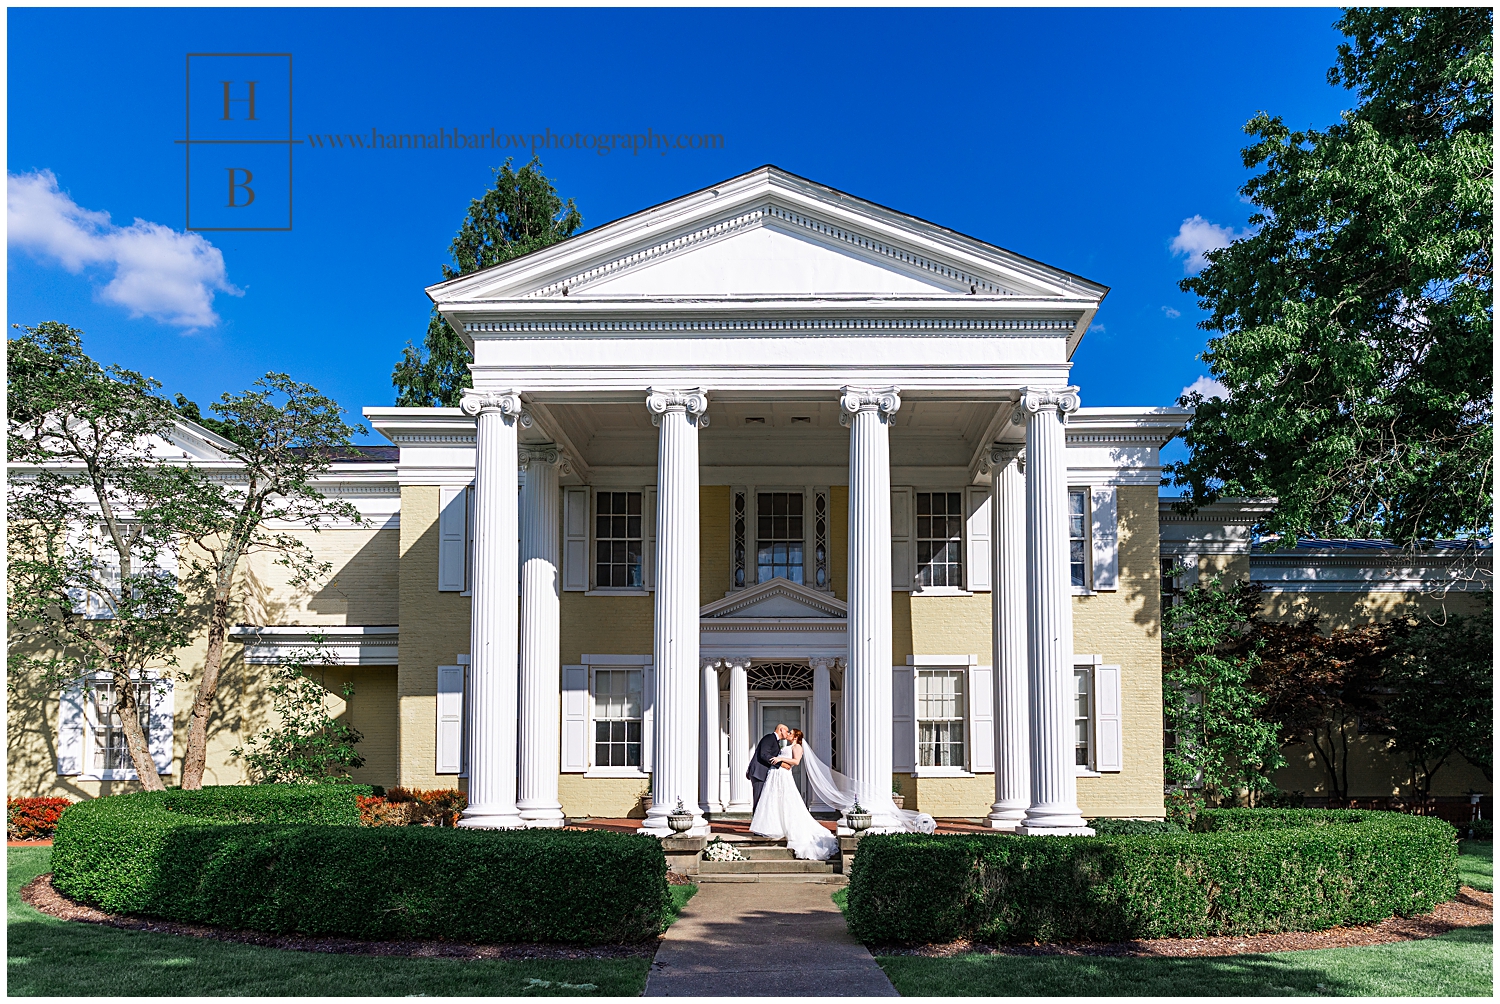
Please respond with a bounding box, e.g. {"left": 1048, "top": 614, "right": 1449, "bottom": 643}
{"left": 750, "top": 729, "right": 937, "bottom": 860}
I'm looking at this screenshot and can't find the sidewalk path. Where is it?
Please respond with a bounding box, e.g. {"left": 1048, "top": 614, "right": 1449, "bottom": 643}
{"left": 645, "top": 882, "right": 898, "bottom": 997}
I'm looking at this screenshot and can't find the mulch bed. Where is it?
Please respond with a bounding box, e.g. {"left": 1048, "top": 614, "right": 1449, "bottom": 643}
{"left": 8, "top": 839, "right": 54, "bottom": 847}
{"left": 875, "top": 887, "right": 1493, "bottom": 959}
{"left": 19, "top": 874, "right": 657, "bottom": 961}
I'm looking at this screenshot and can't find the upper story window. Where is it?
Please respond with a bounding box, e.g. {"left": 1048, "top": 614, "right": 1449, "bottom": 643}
{"left": 1069, "top": 489, "right": 1089, "bottom": 588}
{"left": 1161, "top": 557, "right": 1183, "bottom": 608}
{"left": 916, "top": 492, "right": 963, "bottom": 588}
{"left": 916, "top": 669, "right": 965, "bottom": 768}
{"left": 757, "top": 492, "right": 803, "bottom": 584}
{"left": 88, "top": 680, "right": 152, "bottom": 773}
{"left": 595, "top": 491, "right": 643, "bottom": 588}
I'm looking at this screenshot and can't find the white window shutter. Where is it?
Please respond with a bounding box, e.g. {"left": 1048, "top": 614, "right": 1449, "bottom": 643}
{"left": 148, "top": 676, "right": 174, "bottom": 774}
{"left": 640, "top": 661, "right": 655, "bottom": 772}
{"left": 563, "top": 488, "right": 590, "bottom": 591}
{"left": 1094, "top": 664, "right": 1123, "bottom": 772}
{"left": 965, "top": 486, "right": 992, "bottom": 592}
{"left": 890, "top": 487, "right": 914, "bottom": 591}
{"left": 435, "top": 664, "right": 464, "bottom": 774}
{"left": 437, "top": 486, "right": 468, "bottom": 592}
{"left": 1091, "top": 486, "right": 1119, "bottom": 591}
{"left": 891, "top": 666, "right": 915, "bottom": 772}
{"left": 967, "top": 664, "right": 995, "bottom": 773}
{"left": 561, "top": 665, "right": 589, "bottom": 772}
{"left": 57, "top": 682, "right": 86, "bottom": 775}
{"left": 644, "top": 488, "right": 658, "bottom": 589}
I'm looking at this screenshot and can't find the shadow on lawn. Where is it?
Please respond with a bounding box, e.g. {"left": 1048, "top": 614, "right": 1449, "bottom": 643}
{"left": 875, "top": 926, "right": 1494, "bottom": 998}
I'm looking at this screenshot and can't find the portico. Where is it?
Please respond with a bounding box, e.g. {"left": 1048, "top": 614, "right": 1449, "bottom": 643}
{"left": 409, "top": 166, "right": 1180, "bottom": 836}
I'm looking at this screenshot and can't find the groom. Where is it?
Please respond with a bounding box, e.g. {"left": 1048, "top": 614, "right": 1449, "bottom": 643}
{"left": 747, "top": 723, "right": 790, "bottom": 808}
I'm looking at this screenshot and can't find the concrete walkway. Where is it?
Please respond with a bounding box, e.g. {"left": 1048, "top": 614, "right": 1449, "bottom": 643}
{"left": 645, "top": 881, "right": 898, "bottom": 997}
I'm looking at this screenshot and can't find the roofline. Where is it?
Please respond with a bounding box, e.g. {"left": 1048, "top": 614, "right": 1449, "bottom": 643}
{"left": 426, "top": 164, "right": 1111, "bottom": 302}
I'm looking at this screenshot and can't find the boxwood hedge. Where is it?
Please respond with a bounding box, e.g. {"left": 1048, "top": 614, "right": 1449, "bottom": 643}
{"left": 51, "top": 785, "right": 670, "bottom": 945}
{"left": 847, "top": 808, "right": 1458, "bottom": 945}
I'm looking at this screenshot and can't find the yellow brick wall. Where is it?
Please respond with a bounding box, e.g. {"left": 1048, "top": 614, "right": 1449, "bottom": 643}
{"left": 830, "top": 485, "right": 848, "bottom": 600}
{"left": 701, "top": 485, "right": 731, "bottom": 604}
{"left": 559, "top": 774, "right": 652, "bottom": 819}
{"left": 396, "top": 485, "right": 473, "bottom": 790}
{"left": 8, "top": 526, "right": 402, "bottom": 800}
{"left": 1260, "top": 589, "right": 1486, "bottom": 631}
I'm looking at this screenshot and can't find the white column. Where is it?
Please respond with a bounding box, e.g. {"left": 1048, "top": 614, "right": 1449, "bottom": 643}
{"left": 699, "top": 659, "right": 724, "bottom": 815}
{"left": 1016, "top": 387, "right": 1093, "bottom": 836}
{"left": 840, "top": 385, "right": 901, "bottom": 830}
{"left": 457, "top": 391, "right": 526, "bottom": 829}
{"left": 640, "top": 388, "right": 710, "bottom": 837}
{"left": 726, "top": 657, "right": 752, "bottom": 813}
{"left": 810, "top": 657, "right": 834, "bottom": 812}
{"left": 987, "top": 445, "right": 1029, "bottom": 831}
{"left": 517, "top": 445, "right": 567, "bottom": 827}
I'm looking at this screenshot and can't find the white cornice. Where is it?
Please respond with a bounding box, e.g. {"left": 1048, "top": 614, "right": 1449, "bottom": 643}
{"left": 700, "top": 577, "right": 847, "bottom": 619}
{"left": 228, "top": 625, "right": 399, "bottom": 666}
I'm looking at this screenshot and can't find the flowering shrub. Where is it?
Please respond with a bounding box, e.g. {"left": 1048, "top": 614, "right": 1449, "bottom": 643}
{"left": 358, "top": 788, "right": 467, "bottom": 827}
{"left": 8, "top": 797, "right": 74, "bottom": 840}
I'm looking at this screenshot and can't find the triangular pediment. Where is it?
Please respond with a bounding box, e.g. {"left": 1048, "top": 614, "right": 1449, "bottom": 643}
{"left": 700, "top": 577, "right": 847, "bottom": 619}
{"left": 429, "top": 166, "right": 1106, "bottom": 304}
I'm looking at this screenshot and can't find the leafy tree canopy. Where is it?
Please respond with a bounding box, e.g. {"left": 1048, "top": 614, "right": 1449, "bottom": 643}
{"left": 1169, "top": 7, "right": 1492, "bottom": 544}
{"left": 392, "top": 158, "right": 581, "bottom": 407}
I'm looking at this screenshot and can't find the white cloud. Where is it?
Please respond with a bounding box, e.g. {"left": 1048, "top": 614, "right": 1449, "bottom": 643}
{"left": 1089, "top": 323, "right": 1105, "bottom": 334}
{"left": 8, "top": 170, "right": 241, "bottom": 328}
{"left": 1161, "top": 306, "right": 1181, "bottom": 319}
{"left": 1170, "top": 215, "right": 1242, "bottom": 274}
{"left": 1181, "top": 375, "right": 1230, "bottom": 401}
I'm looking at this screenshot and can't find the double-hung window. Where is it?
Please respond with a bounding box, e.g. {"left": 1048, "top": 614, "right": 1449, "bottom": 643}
{"left": 756, "top": 492, "right": 804, "bottom": 584}
{"left": 595, "top": 491, "right": 643, "bottom": 588}
{"left": 915, "top": 492, "right": 964, "bottom": 588}
{"left": 87, "top": 680, "right": 152, "bottom": 773}
{"left": 916, "top": 669, "right": 965, "bottom": 768}
{"left": 593, "top": 669, "right": 643, "bottom": 767}
{"left": 1068, "top": 489, "right": 1089, "bottom": 588}
{"left": 1074, "top": 667, "right": 1093, "bottom": 768}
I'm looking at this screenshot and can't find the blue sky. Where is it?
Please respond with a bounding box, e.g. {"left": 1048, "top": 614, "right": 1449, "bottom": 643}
{"left": 8, "top": 6, "right": 1353, "bottom": 465}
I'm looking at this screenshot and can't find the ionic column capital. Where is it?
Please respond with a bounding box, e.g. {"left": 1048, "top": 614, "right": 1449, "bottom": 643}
{"left": 810, "top": 656, "right": 837, "bottom": 672}
{"left": 518, "top": 444, "right": 571, "bottom": 476}
{"left": 461, "top": 391, "right": 530, "bottom": 425}
{"left": 645, "top": 387, "right": 710, "bottom": 428}
{"left": 838, "top": 385, "right": 901, "bottom": 427}
{"left": 1011, "top": 386, "right": 1080, "bottom": 424}
{"left": 984, "top": 444, "right": 1026, "bottom": 474}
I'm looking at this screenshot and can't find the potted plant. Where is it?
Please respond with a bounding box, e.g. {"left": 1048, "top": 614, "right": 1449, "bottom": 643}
{"left": 667, "top": 797, "right": 694, "bottom": 833}
{"left": 891, "top": 779, "right": 905, "bottom": 810}
{"left": 847, "top": 801, "right": 872, "bottom": 832}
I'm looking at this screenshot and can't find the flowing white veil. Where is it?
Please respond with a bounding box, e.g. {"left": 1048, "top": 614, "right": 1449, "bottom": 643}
{"left": 799, "top": 741, "right": 936, "bottom": 834}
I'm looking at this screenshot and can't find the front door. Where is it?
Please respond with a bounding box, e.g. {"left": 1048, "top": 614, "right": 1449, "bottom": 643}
{"left": 758, "top": 701, "right": 807, "bottom": 800}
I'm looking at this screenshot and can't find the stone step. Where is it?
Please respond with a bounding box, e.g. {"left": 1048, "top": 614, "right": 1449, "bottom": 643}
{"left": 697, "top": 873, "right": 849, "bottom": 886}
{"left": 700, "top": 859, "right": 839, "bottom": 874}
{"left": 738, "top": 847, "right": 796, "bottom": 860}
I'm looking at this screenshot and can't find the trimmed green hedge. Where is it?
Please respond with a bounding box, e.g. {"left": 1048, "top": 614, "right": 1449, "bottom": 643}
{"left": 51, "top": 786, "right": 670, "bottom": 945}
{"left": 847, "top": 808, "right": 1458, "bottom": 945}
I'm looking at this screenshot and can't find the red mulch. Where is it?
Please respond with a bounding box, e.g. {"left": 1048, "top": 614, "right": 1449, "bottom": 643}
{"left": 19, "top": 874, "right": 656, "bottom": 960}
{"left": 8, "top": 839, "right": 54, "bottom": 847}
{"left": 876, "top": 887, "right": 1494, "bottom": 959}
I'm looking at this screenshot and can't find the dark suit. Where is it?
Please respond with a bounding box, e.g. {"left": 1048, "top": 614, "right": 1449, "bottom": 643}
{"left": 746, "top": 733, "right": 782, "bottom": 808}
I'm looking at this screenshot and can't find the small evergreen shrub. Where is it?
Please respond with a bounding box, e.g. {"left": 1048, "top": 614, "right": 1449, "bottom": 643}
{"left": 7, "top": 797, "right": 73, "bottom": 840}
{"left": 1087, "top": 818, "right": 1184, "bottom": 836}
{"left": 847, "top": 808, "right": 1457, "bottom": 945}
{"left": 52, "top": 785, "right": 669, "bottom": 945}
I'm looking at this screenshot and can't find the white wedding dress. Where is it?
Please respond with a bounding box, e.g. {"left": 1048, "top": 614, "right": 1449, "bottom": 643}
{"left": 749, "top": 747, "right": 840, "bottom": 861}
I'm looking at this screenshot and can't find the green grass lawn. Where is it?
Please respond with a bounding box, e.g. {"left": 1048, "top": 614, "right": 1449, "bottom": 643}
{"left": 7, "top": 847, "right": 651, "bottom": 997}
{"left": 665, "top": 883, "right": 697, "bottom": 927}
{"left": 877, "top": 927, "right": 1493, "bottom": 997}
{"left": 1460, "top": 839, "right": 1492, "bottom": 892}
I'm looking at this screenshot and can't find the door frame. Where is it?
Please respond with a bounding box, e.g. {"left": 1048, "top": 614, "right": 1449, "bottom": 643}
{"left": 753, "top": 694, "right": 810, "bottom": 800}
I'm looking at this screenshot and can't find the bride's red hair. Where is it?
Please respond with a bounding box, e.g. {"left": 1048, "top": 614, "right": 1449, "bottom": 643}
{"left": 788, "top": 728, "right": 805, "bottom": 744}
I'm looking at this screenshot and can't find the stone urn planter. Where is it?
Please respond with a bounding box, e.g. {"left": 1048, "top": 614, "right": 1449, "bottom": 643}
{"left": 667, "top": 798, "right": 694, "bottom": 833}
{"left": 891, "top": 795, "right": 905, "bottom": 810}
{"left": 847, "top": 807, "right": 873, "bottom": 832}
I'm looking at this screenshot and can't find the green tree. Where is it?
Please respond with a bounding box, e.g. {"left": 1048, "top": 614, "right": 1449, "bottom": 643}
{"left": 231, "top": 636, "right": 365, "bottom": 784}
{"left": 1169, "top": 8, "right": 1492, "bottom": 545}
{"left": 176, "top": 376, "right": 364, "bottom": 789}
{"left": 393, "top": 158, "right": 582, "bottom": 406}
{"left": 7, "top": 322, "right": 204, "bottom": 790}
{"left": 1380, "top": 608, "right": 1493, "bottom": 794}
{"left": 1162, "top": 577, "right": 1286, "bottom": 807}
